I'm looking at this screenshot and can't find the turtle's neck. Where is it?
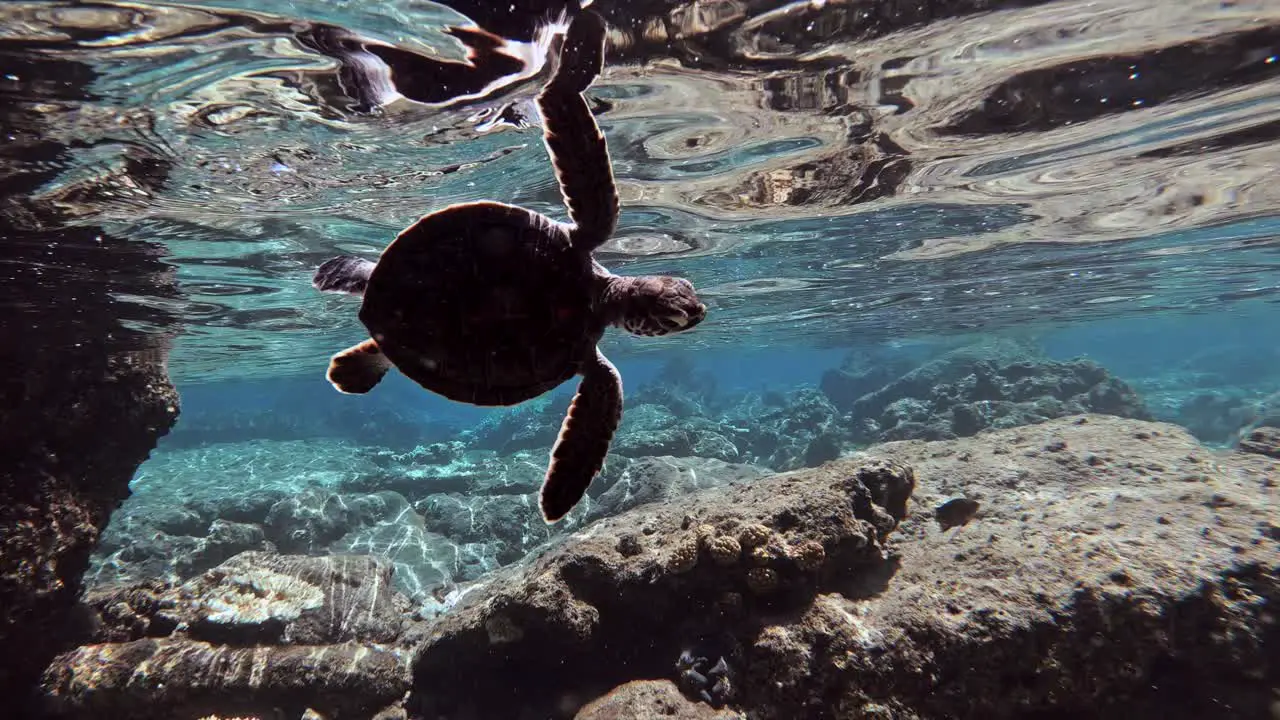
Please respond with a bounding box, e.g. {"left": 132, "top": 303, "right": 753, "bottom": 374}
{"left": 595, "top": 272, "right": 638, "bottom": 327}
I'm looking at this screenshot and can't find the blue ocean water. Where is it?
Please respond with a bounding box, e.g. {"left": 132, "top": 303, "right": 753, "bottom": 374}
{"left": 2, "top": 0, "right": 1278, "bottom": 715}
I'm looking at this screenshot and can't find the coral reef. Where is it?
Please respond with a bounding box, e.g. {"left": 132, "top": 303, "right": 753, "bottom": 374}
{"left": 32, "top": 416, "right": 1278, "bottom": 719}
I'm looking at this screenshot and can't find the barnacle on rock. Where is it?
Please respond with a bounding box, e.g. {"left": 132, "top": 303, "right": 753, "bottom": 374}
{"left": 667, "top": 538, "right": 700, "bottom": 574}
{"left": 746, "top": 567, "right": 779, "bottom": 594}
{"left": 707, "top": 535, "right": 742, "bottom": 566}
{"left": 739, "top": 523, "right": 772, "bottom": 548}
{"left": 789, "top": 539, "right": 826, "bottom": 571}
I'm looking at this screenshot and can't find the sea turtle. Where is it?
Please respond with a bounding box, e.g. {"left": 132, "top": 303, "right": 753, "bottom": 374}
{"left": 312, "top": 10, "right": 707, "bottom": 524}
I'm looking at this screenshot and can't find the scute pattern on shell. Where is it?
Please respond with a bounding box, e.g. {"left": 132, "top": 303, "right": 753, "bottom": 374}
{"left": 358, "top": 202, "right": 605, "bottom": 406}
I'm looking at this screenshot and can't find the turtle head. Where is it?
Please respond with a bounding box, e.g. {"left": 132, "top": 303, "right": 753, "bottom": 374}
{"left": 604, "top": 275, "right": 707, "bottom": 337}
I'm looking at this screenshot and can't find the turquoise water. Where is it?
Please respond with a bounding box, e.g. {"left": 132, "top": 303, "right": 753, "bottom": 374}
{"left": 2, "top": 0, "right": 1279, "bottom": 714}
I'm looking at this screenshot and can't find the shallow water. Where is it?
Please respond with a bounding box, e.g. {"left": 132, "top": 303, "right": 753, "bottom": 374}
{"left": 2, "top": 0, "right": 1278, "bottom": 714}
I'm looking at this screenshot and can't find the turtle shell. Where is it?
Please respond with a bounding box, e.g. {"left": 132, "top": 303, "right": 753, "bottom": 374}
{"left": 359, "top": 201, "right": 604, "bottom": 406}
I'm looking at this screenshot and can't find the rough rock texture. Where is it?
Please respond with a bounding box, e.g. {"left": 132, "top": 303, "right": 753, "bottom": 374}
{"left": 406, "top": 415, "right": 1274, "bottom": 720}
{"left": 40, "top": 553, "right": 417, "bottom": 719}
{"left": 574, "top": 680, "right": 745, "bottom": 719}
{"left": 0, "top": 321, "right": 179, "bottom": 714}
{"left": 824, "top": 415, "right": 1277, "bottom": 719}
{"left": 408, "top": 459, "right": 916, "bottom": 719}
{"left": 41, "top": 638, "right": 408, "bottom": 720}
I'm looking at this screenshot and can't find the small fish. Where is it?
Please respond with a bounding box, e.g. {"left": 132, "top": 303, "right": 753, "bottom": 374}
{"left": 935, "top": 497, "right": 980, "bottom": 531}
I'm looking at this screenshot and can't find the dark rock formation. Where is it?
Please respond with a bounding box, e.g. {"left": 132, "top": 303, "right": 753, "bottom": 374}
{"left": 0, "top": 48, "right": 180, "bottom": 711}
{"left": 40, "top": 553, "right": 418, "bottom": 719}
{"left": 407, "top": 459, "right": 916, "bottom": 718}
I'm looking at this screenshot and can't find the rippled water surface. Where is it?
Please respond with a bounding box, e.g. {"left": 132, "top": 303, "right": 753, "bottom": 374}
{"left": 3, "top": 0, "right": 1277, "bottom": 383}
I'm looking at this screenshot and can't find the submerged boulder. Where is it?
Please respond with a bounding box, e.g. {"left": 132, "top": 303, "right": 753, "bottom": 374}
{"left": 405, "top": 415, "right": 1275, "bottom": 719}
{"left": 41, "top": 553, "right": 418, "bottom": 719}
{"left": 776, "top": 415, "right": 1276, "bottom": 719}
{"left": 850, "top": 344, "right": 1152, "bottom": 443}
{"left": 407, "top": 458, "right": 916, "bottom": 718}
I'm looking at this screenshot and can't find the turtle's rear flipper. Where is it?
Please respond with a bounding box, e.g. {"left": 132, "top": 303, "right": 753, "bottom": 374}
{"left": 327, "top": 339, "right": 392, "bottom": 394}
{"left": 541, "top": 349, "right": 622, "bottom": 523}
{"left": 314, "top": 255, "right": 376, "bottom": 296}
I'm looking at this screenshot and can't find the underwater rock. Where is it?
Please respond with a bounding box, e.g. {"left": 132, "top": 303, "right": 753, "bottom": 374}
{"left": 575, "top": 679, "right": 745, "bottom": 719}
{"left": 0, "top": 343, "right": 179, "bottom": 708}
{"left": 819, "top": 348, "right": 916, "bottom": 412}
{"left": 724, "top": 387, "right": 847, "bottom": 470}
{"left": 586, "top": 456, "right": 771, "bottom": 522}
{"left": 41, "top": 638, "right": 410, "bottom": 720}
{"left": 463, "top": 394, "right": 567, "bottom": 454}
{"left": 850, "top": 342, "right": 1151, "bottom": 443}
{"left": 406, "top": 415, "right": 1274, "bottom": 719}
{"left": 344, "top": 449, "right": 547, "bottom": 501}
{"left": 175, "top": 520, "right": 274, "bottom": 577}
{"left": 328, "top": 496, "right": 501, "bottom": 602}
{"left": 1164, "top": 390, "right": 1266, "bottom": 445}
{"left": 1238, "top": 426, "right": 1280, "bottom": 459}
{"left": 808, "top": 414, "right": 1277, "bottom": 720}
{"left": 264, "top": 488, "right": 409, "bottom": 554}
{"left": 91, "top": 490, "right": 426, "bottom": 589}
{"left": 40, "top": 553, "right": 418, "bottom": 719}
{"left": 406, "top": 458, "right": 915, "bottom": 718}
{"left": 415, "top": 492, "right": 566, "bottom": 566}
{"left": 86, "top": 552, "right": 411, "bottom": 646}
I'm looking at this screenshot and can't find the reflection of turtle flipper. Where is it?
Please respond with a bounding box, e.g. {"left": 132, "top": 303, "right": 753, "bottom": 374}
{"left": 538, "top": 9, "right": 617, "bottom": 251}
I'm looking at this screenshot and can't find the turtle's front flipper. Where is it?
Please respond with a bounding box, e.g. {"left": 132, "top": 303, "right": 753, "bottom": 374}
{"left": 314, "top": 255, "right": 376, "bottom": 296}
{"left": 327, "top": 338, "right": 392, "bottom": 394}
{"left": 541, "top": 348, "right": 622, "bottom": 523}
{"left": 538, "top": 9, "right": 619, "bottom": 252}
